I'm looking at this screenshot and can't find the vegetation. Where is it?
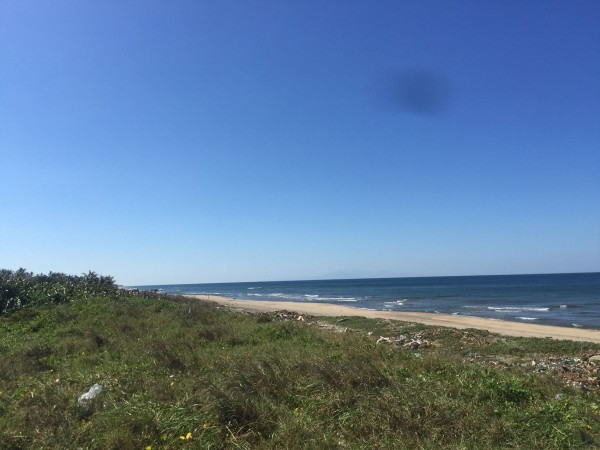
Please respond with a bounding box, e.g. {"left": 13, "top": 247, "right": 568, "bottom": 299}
{"left": 1, "top": 270, "right": 599, "bottom": 449}
{"left": 0, "top": 268, "right": 118, "bottom": 315}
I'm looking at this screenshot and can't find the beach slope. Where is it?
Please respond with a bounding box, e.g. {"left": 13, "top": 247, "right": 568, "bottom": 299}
{"left": 186, "top": 295, "right": 600, "bottom": 343}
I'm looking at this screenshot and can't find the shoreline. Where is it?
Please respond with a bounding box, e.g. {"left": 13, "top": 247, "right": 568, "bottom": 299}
{"left": 185, "top": 294, "right": 600, "bottom": 343}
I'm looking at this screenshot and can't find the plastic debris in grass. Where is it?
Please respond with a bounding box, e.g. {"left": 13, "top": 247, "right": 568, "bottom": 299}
{"left": 78, "top": 383, "right": 102, "bottom": 407}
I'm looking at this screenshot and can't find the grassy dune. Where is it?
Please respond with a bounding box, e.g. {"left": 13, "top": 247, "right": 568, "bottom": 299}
{"left": 1, "top": 288, "right": 600, "bottom": 448}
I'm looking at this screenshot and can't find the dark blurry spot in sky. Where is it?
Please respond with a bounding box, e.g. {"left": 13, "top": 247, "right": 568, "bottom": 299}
{"left": 379, "top": 68, "right": 453, "bottom": 117}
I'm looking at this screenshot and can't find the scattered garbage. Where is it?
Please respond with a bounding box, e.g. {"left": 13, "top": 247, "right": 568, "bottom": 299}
{"left": 235, "top": 307, "right": 600, "bottom": 393}
{"left": 376, "top": 332, "right": 432, "bottom": 349}
{"left": 272, "top": 310, "right": 313, "bottom": 322}
{"left": 78, "top": 384, "right": 103, "bottom": 407}
{"left": 589, "top": 355, "right": 600, "bottom": 365}
{"left": 475, "top": 354, "right": 599, "bottom": 392}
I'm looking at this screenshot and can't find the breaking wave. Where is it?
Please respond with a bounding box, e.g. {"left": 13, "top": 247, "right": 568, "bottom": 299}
{"left": 487, "top": 306, "right": 550, "bottom": 312}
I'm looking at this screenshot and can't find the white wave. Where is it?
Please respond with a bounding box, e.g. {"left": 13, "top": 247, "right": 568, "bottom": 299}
{"left": 516, "top": 317, "right": 538, "bottom": 321}
{"left": 560, "top": 305, "right": 567, "bottom": 308}
{"left": 304, "top": 294, "right": 319, "bottom": 299}
{"left": 384, "top": 300, "right": 405, "bottom": 307}
{"left": 488, "top": 306, "right": 550, "bottom": 312}
{"left": 316, "top": 296, "right": 357, "bottom": 302}
{"left": 572, "top": 323, "right": 582, "bottom": 328}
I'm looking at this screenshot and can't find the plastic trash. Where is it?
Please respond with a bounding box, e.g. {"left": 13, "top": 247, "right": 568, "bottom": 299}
{"left": 78, "top": 384, "right": 103, "bottom": 407}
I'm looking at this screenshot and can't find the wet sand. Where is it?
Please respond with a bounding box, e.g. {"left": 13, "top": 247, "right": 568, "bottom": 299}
{"left": 186, "top": 294, "right": 600, "bottom": 343}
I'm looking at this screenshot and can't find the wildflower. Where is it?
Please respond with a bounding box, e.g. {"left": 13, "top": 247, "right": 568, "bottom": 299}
{"left": 180, "top": 432, "right": 192, "bottom": 440}
{"left": 202, "top": 423, "right": 209, "bottom": 429}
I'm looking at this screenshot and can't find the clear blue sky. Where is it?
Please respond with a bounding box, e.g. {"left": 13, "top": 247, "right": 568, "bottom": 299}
{"left": 1, "top": 1, "right": 599, "bottom": 285}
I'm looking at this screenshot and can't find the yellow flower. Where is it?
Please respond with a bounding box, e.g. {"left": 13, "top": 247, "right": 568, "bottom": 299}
{"left": 180, "top": 432, "right": 192, "bottom": 440}
{"left": 202, "top": 423, "right": 209, "bottom": 429}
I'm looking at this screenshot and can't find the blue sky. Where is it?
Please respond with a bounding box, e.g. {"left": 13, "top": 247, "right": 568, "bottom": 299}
{"left": 1, "top": 1, "right": 599, "bottom": 285}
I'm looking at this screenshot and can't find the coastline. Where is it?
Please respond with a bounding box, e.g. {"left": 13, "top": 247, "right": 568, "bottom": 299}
{"left": 185, "top": 294, "right": 600, "bottom": 343}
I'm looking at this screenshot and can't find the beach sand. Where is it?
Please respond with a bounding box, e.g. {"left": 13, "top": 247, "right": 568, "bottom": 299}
{"left": 186, "top": 294, "right": 600, "bottom": 343}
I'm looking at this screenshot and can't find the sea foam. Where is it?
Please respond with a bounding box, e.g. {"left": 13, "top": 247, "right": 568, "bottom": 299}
{"left": 488, "top": 306, "right": 549, "bottom": 312}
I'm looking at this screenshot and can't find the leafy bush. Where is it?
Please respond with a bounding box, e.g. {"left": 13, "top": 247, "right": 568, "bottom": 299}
{"left": 0, "top": 268, "right": 119, "bottom": 314}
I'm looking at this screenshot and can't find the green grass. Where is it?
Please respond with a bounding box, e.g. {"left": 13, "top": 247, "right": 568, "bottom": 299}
{"left": 1, "top": 293, "right": 599, "bottom": 449}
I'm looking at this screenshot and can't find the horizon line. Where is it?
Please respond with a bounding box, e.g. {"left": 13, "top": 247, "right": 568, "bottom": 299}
{"left": 131, "top": 271, "right": 600, "bottom": 287}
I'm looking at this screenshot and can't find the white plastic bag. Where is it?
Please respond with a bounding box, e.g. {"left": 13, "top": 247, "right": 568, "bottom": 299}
{"left": 78, "top": 384, "right": 102, "bottom": 407}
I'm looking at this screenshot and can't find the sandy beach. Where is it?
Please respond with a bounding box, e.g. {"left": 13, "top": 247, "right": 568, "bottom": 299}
{"left": 186, "top": 294, "right": 600, "bottom": 343}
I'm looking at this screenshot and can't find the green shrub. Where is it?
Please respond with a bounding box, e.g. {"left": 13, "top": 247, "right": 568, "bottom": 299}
{"left": 0, "top": 268, "right": 166, "bottom": 315}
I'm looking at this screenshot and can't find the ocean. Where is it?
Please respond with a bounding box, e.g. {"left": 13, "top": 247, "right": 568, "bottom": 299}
{"left": 137, "top": 272, "right": 600, "bottom": 330}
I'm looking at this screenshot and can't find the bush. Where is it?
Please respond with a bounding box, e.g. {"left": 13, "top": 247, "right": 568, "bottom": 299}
{"left": 0, "top": 268, "right": 118, "bottom": 315}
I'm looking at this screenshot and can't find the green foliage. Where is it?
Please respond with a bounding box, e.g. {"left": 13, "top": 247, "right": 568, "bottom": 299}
{"left": 480, "top": 370, "right": 535, "bottom": 404}
{"left": 0, "top": 268, "right": 163, "bottom": 315}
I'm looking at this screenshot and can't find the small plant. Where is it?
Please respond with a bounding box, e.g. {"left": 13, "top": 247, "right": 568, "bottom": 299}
{"left": 482, "top": 371, "right": 535, "bottom": 404}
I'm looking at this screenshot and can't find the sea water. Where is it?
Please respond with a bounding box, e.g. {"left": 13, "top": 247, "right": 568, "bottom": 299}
{"left": 137, "top": 272, "right": 600, "bottom": 329}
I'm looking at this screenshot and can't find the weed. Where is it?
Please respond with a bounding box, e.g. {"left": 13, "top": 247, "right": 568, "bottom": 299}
{"left": 149, "top": 339, "right": 188, "bottom": 372}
